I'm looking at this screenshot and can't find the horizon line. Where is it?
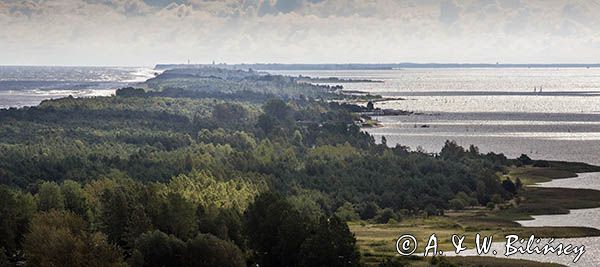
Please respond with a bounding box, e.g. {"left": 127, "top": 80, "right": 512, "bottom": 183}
{"left": 3, "top": 62, "right": 600, "bottom": 68}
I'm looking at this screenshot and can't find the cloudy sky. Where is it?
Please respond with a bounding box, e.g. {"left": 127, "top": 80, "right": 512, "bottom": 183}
{"left": 1, "top": 0, "right": 600, "bottom": 66}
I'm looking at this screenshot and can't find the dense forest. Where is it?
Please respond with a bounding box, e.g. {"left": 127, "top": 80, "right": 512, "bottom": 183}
{"left": 0, "top": 67, "right": 519, "bottom": 266}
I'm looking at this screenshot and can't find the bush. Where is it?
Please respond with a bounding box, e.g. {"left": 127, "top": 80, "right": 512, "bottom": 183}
{"left": 533, "top": 160, "right": 550, "bottom": 167}
{"left": 424, "top": 204, "right": 440, "bottom": 216}
{"left": 517, "top": 154, "right": 533, "bottom": 165}
{"left": 454, "top": 192, "right": 478, "bottom": 206}
{"left": 374, "top": 208, "right": 398, "bottom": 224}
{"left": 448, "top": 198, "right": 465, "bottom": 210}
{"left": 515, "top": 177, "right": 523, "bottom": 190}
{"left": 502, "top": 179, "right": 517, "bottom": 194}
{"left": 356, "top": 201, "right": 380, "bottom": 220}
{"left": 335, "top": 202, "right": 359, "bottom": 222}
{"left": 491, "top": 194, "right": 503, "bottom": 204}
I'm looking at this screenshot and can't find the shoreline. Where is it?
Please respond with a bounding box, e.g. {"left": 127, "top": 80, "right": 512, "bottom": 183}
{"left": 362, "top": 106, "right": 600, "bottom": 166}
{"left": 453, "top": 169, "right": 600, "bottom": 266}
{"left": 356, "top": 115, "right": 600, "bottom": 265}
{"left": 351, "top": 160, "right": 600, "bottom": 266}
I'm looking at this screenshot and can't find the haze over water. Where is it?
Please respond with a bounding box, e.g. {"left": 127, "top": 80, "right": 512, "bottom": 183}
{"left": 0, "top": 66, "right": 156, "bottom": 109}
{"left": 274, "top": 68, "right": 600, "bottom": 165}
{"left": 4, "top": 66, "right": 600, "bottom": 165}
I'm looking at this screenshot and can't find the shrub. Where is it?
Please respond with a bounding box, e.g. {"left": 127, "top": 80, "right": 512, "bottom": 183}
{"left": 448, "top": 198, "right": 465, "bottom": 210}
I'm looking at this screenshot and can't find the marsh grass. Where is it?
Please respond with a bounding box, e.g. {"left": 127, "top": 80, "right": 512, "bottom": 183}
{"left": 352, "top": 165, "right": 600, "bottom": 266}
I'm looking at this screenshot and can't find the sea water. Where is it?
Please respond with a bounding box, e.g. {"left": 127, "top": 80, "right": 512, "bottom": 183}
{"left": 271, "top": 68, "right": 600, "bottom": 265}
{"left": 0, "top": 66, "right": 157, "bottom": 108}
{"left": 272, "top": 68, "right": 600, "bottom": 165}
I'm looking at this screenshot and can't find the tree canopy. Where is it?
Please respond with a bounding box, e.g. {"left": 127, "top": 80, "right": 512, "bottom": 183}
{"left": 0, "top": 67, "right": 517, "bottom": 266}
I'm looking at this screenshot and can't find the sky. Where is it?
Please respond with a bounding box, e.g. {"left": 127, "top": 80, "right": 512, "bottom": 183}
{"left": 1, "top": 0, "right": 600, "bottom": 66}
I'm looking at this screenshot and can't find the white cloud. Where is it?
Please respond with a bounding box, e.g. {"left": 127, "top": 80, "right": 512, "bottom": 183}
{"left": 0, "top": 0, "right": 599, "bottom": 65}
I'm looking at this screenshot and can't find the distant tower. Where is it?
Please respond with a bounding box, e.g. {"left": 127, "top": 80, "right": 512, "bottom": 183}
{"left": 212, "top": 60, "right": 215, "bottom": 65}
{"left": 187, "top": 59, "right": 190, "bottom": 65}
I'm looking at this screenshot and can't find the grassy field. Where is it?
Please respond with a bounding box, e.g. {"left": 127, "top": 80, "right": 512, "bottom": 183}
{"left": 506, "top": 167, "right": 577, "bottom": 185}
{"left": 351, "top": 164, "right": 600, "bottom": 266}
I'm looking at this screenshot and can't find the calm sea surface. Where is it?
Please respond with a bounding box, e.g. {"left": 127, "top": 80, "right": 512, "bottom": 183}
{"left": 272, "top": 68, "right": 600, "bottom": 265}
{"left": 5, "top": 67, "right": 600, "bottom": 164}
{"left": 0, "top": 66, "right": 156, "bottom": 108}
{"left": 272, "top": 68, "right": 600, "bottom": 165}
{"left": 3, "top": 67, "right": 600, "bottom": 265}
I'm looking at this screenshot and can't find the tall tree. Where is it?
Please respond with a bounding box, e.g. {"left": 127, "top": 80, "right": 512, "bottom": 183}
{"left": 130, "top": 230, "right": 185, "bottom": 267}
{"left": 98, "top": 186, "right": 152, "bottom": 250}
{"left": 158, "top": 193, "right": 198, "bottom": 240}
{"left": 23, "top": 211, "right": 125, "bottom": 267}
{"left": 0, "top": 187, "right": 19, "bottom": 256}
{"left": 299, "top": 216, "right": 361, "bottom": 267}
{"left": 244, "top": 192, "right": 311, "bottom": 267}
{"left": 62, "top": 180, "right": 88, "bottom": 217}
{"left": 184, "top": 234, "right": 245, "bottom": 267}
{"left": 37, "top": 181, "right": 65, "bottom": 211}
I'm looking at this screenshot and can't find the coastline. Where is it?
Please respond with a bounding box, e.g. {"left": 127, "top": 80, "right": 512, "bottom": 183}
{"left": 4, "top": 67, "right": 600, "bottom": 266}
{"left": 351, "top": 166, "right": 600, "bottom": 266}
{"left": 355, "top": 116, "right": 600, "bottom": 266}
{"left": 0, "top": 66, "right": 158, "bottom": 110}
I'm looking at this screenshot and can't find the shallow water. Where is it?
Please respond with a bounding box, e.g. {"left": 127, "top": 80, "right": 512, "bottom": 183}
{"left": 272, "top": 68, "right": 600, "bottom": 165}
{"left": 531, "top": 172, "right": 600, "bottom": 191}
{"left": 366, "top": 112, "right": 600, "bottom": 165}
{"left": 456, "top": 172, "right": 600, "bottom": 266}
{"left": 270, "top": 69, "right": 600, "bottom": 265}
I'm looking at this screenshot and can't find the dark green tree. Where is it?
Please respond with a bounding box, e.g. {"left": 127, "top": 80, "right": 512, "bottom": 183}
{"left": 517, "top": 154, "right": 533, "bottom": 165}
{"left": 263, "top": 99, "right": 293, "bottom": 122}
{"left": 99, "top": 186, "right": 152, "bottom": 249}
{"left": 298, "top": 216, "right": 361, "bottom": 267}
{"left": 37, "top": 181, "right": 65, "bottom": 212}
{"left": 212, "top": 103, "right": 249, "bottom": 128}
{"left": 440, "top": 140, "right": 466, "bottom": 160}
{"left": 184, "top": 234, "right": 245, "bottom": 267}
{"left": 356, "top": 201, "right": 380, "bottom": 220}
{"left": 502, "top": 179, "right": 517, "bottom": 195}
{"left": 515, "top": 177, "right": 523, "bottom": 190}
{"left": 158, "top": 193, "right": 198, "bottom": 240}
{"left": 23, "top": 211, "right": 125, "bottom": 267}
{"left": 0, "top": 187, "right": 18, "bottom": 256}
{"left": 61, "top": 180, "right": 88, "bottom": 217}
{"left": 131, "top": 230, "right": 185, "bottom": 267}
{"left": 0, "top": 187, "right": 36, "bottom": 257}
{"left": 244, "top": 192, "right": 311, "bottom": 267}
{"left": 0, "top": 247, "right": 8, "bottom": 266}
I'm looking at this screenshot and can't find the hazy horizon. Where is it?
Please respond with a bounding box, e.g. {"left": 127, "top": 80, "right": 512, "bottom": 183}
{"left": 4, "top": 62, "right": 600, "bottom": 68}
{"left": 2, "top": 0, "right": 600, "bottom": 66}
